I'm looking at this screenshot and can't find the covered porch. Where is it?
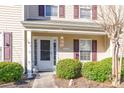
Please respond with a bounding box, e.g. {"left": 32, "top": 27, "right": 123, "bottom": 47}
{"left": 22, "top": 20, "right": 110, "bottom": 78}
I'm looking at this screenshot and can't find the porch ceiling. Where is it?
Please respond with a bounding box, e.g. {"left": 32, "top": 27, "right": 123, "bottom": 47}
{"left": 22, "top": 20, "right": 106, "bottom": 35}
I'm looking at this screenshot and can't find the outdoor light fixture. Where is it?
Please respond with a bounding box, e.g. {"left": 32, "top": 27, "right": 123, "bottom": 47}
{"left": 60, "top": 36, "right": 64, "bottom": 48}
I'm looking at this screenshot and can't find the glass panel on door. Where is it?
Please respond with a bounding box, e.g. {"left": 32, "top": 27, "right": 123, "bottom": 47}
{"left": 34, "top": 39, "right": 37, "bottom": 65}
{"left": 53, "top": 40, "right": 56, "bottom": 65}
{"left": 40, "top": 40, "right": 50, "bottom": 61}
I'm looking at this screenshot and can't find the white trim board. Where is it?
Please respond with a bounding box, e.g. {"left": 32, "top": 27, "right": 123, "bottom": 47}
{"left": 25, "top": 28, "right": 106, "bottom": 35}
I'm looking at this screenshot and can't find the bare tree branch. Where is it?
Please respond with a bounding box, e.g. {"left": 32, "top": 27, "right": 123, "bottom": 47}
{"left": 96, "top": 5, "right": 124, "bottom": 86}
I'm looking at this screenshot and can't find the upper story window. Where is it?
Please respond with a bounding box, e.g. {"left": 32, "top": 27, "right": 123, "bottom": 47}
{"left": 80, "top": 5, "right": 92, "bottom": 19}
{"left": 39, "top": 5, "right": 58, "bottom": 17}
{"left": 51, "top": 6, "right": 58, "bottom": 16}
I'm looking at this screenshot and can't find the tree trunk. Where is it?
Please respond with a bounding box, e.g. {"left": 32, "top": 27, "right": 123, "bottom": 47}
{"left": 118, "top": 53, "right": 122, "bottom": 85}
{"left": 118, "top": 43, "right": 123, "bottom": 85}
{"left": 112, "top": 41, "right": 116, "bottom": 86}
{"left": 112, "top": 40, "right": 120, "bottom": 87}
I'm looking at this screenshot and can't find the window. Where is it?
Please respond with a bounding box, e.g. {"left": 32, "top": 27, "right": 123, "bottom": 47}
{"left": 51, "top": 6, "right": 58, "bottom": 16}
{"left": 39, "top": 5, "right": 58, "bottom": 17}
{"left": 80, "top": 5, "right": 91, "bottom": 19}
{"left": 80, "top": 40, "right": 92, "bottom": 61}
{"left": 39, "top": 5, "right": 45, "bottom": 16}
{"left": 46, "top": 5, "right": 51, "bottom": 16}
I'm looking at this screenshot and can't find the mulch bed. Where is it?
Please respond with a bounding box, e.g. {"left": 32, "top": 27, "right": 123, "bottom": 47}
{"left": 0, "top": 75, "right": 35, "bottom": 88}
{"left": 54, "top": 75, "right": 124, "bottom": 88}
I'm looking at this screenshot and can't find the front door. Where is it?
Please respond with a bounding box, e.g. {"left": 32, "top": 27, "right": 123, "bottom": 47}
{"left": 37, "top": 39, "right": 54, "bottom": 71}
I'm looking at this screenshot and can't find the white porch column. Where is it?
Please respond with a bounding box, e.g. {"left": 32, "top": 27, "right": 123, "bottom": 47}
{"left": 27, "top": 30, "right": 33, "bottom": 78}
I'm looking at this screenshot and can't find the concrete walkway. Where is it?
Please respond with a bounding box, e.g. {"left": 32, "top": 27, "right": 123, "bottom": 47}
{"left": 32, "top": 72, "right": 58, "bottom": 88}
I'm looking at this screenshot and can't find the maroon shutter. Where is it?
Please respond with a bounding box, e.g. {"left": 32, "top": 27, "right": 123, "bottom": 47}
{"left": 59, "top": 5, "right": 65, "bottom": 18}
{"left": 74, "top": 5, "right": 79, "bottom": 19}
{"left": 4, "top": 32, "right": 12, "bottom": 62}
{"left": 73, "top": 39, "right": 79, "bottom": 59}
{"left": 92, "top": 40, "right": 97, "bottom": 61}
{"left": 39, "top": 5, "right": 44, "bottom": 16}
{"left": 92, "top": 5, "right": 97, "bottom": 20}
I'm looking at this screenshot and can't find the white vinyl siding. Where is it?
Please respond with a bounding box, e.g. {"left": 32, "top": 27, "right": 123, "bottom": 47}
{"left": 0, "top": 48, "right": 2, "bottom": 61}
{"left": 0, "top": 6, "right": 24, "bottom": 65}
{"left": 0, "top": 32, "right": 3, "bottom": 61}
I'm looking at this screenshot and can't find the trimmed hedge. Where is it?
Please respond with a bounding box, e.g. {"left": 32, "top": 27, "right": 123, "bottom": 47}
{"left": 56, "top": 57, "right": 124, "bottom": 82}
{"left": 82, "top": 58, "right": 112, "bottom": 82}
{"left": 121, "top": 58, "right": 124, "bottom": 81}
{"left": 56, "top": 59, "right": 82, "bottom": 79}
{"left": 0, "top": 62, "right": 23, "bottom": 83}
{"left": 82, "top": 57, "right": 124, "bottom": 82}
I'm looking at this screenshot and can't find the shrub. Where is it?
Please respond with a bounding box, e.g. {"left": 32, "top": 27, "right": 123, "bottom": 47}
{"left": 100, "top": 57, "right": 112, "bottom": 63}
{"left": 121, "top": 58, "right": 124, "bottom": 81}
{"left": 56, "top": 59, "right": 82, "bottom": 79}
{"left": 100, "top": 57, "right": 124, "bottom": 81}
{"left": 0, "top": 62, "right": 23, "bottom": 83}
{"left": 82, "top": 58, "right": 112, "bottom": 82}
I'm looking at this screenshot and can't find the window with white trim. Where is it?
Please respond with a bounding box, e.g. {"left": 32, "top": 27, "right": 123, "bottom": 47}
{"left": 79, "top": 40, "right": 92, "bottom": 61}
{"left": 80, "top": 5, "right": 91, "bottom": 19}
{"left": 0, "top": 32, "right": 3, "bottom": 61}
{"left": 44, "top": 5, "right": 58, "bottom": 16}
{"left": 51, "top": 5, "right": 58, "bottom": 16}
